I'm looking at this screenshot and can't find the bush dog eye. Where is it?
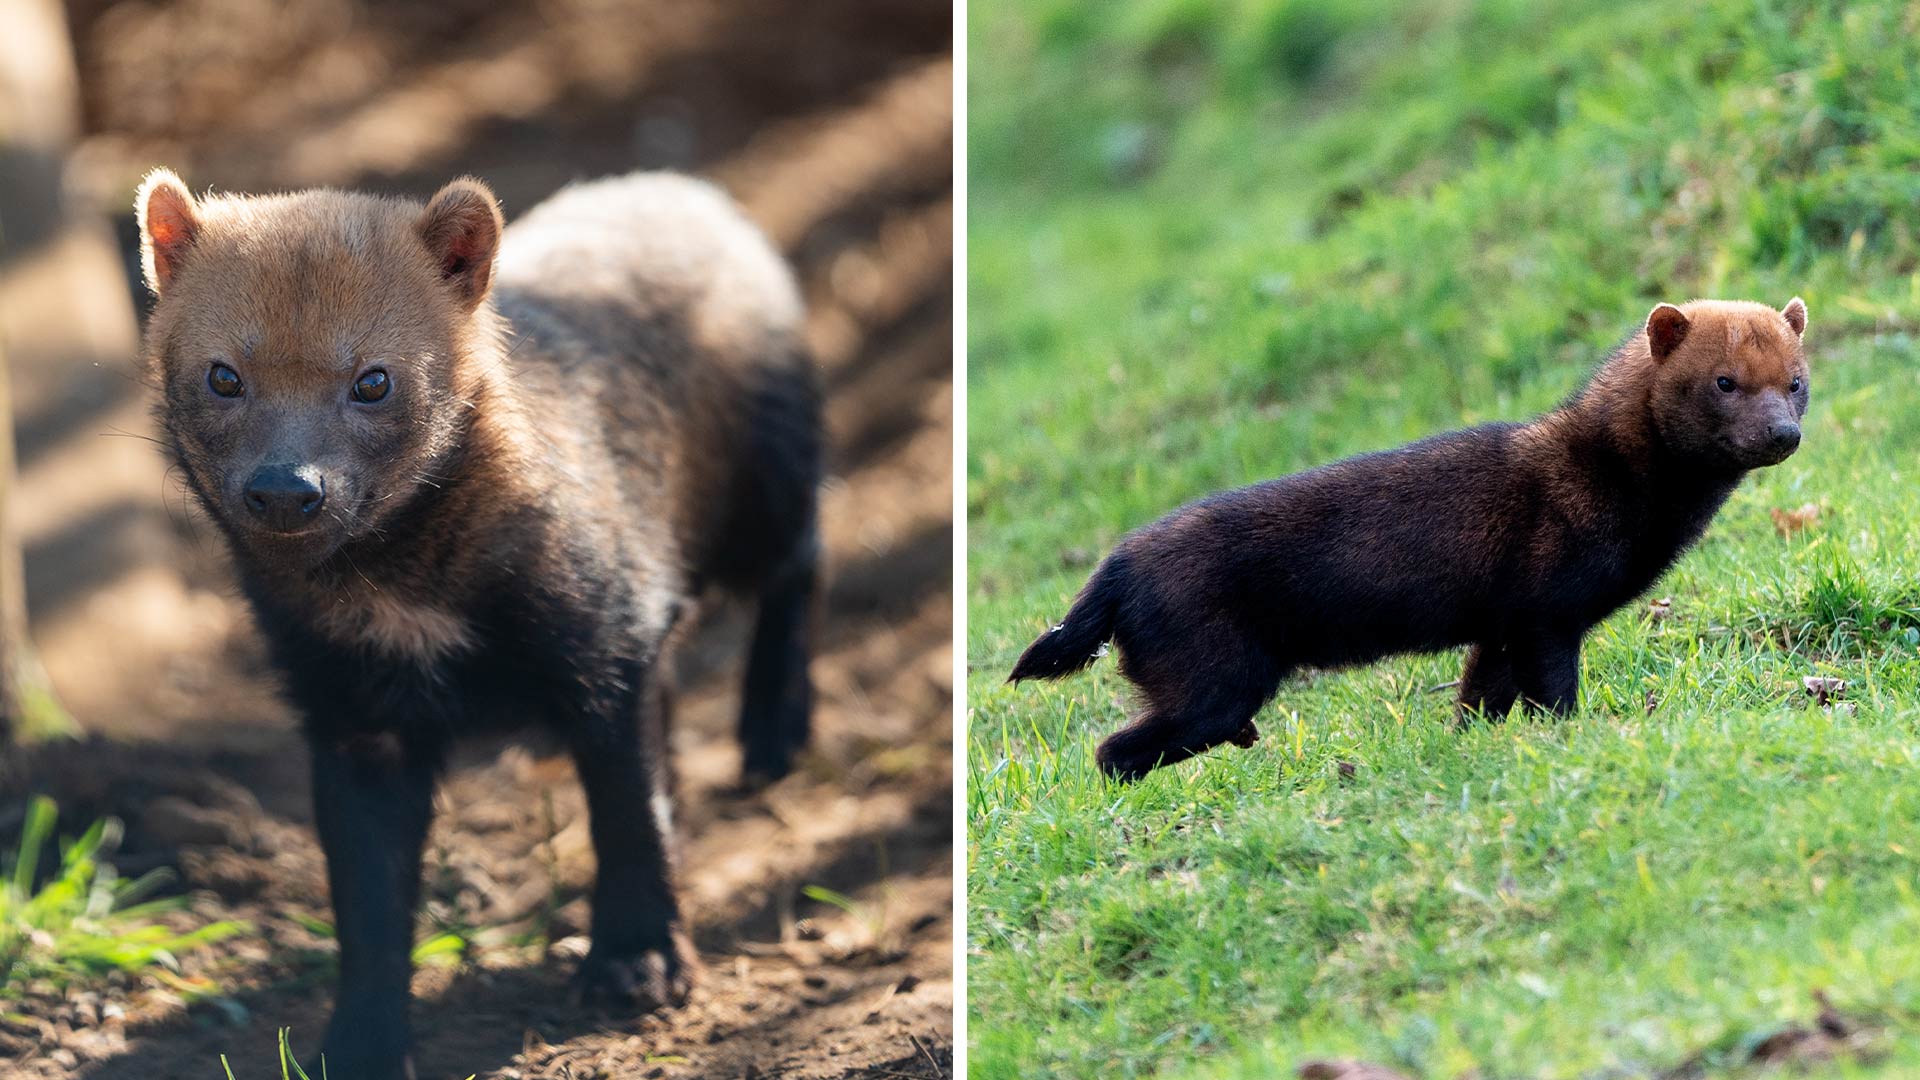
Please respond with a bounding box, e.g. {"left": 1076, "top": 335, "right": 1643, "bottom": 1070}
{"left": 208, "top": 362, "right": 243, "bottom": 397}
{"left": 135, "top": 167, "right": 822, "bottom": 1078}
{"left": 352, "top": 369, "right": 391, "bottom": 402}
{"left": 1011, "top": 297, "right": 1810, "bottom": 782}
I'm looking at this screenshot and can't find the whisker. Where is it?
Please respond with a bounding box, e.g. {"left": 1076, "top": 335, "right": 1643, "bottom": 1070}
{"left": 97, "top": 359, "right": 164, "bottom": 394}
{"left": 98, "top": 427, "right": 170, "bottom": 449}
{"left": 340, "top": 545, "right": 378, "bottom": 594}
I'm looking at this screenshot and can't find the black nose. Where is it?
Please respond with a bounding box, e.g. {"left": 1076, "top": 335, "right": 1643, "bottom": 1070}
{"left": 1768, "top": 421, "right": 1802, "bottom": 454}
{"left": 243, "top": 464, "right": 325, "bottom": 532}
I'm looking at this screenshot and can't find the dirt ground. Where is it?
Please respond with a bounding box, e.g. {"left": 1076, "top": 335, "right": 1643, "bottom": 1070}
{"left": 1, "top": 2, "right": 953, "bottom": 1077}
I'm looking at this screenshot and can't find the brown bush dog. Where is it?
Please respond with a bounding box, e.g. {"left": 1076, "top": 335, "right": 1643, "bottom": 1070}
{"left": 136, "top": 169, "right": 820, "bottom": 1078}
{"left": 1011, "top": 299, "right": 1809, "bottom": 781}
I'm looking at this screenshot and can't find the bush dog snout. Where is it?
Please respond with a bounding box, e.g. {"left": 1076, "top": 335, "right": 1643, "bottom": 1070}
{"left": 242, "top": 462, "right": 325, "bottom": 531}
{"left": 137, "top": 169, "right": 821, "bottom": 1079}
{"left": 1011, "top": 298, "right": 1809, "bottom": 781}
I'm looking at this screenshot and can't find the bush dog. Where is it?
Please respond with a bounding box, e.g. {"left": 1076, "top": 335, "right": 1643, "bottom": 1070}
{"left": 1012, "top": 299, "right": 1809, "bottom": 781}
{"left": 136, "top": 169, "right": 820, "bottom": 1078}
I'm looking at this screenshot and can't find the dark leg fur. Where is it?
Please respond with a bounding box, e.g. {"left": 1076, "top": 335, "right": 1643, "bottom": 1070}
{"left": 313, "top": 736, "right": 440, "bottom": 1080}
{"left": 1096, "top": 636, "right": 1281, "bottom": 781}
{"left": 739, "top": 529, "right": 818, "bottom": 782}
{"left": 570, "top": 670, "right": 693, "bottom": 1009}
{"left": 1456, "top": 640, "right": 1520, "bottom": 724}
{"left": 1512, "top": 633, "right": 1582, "bottom": 715}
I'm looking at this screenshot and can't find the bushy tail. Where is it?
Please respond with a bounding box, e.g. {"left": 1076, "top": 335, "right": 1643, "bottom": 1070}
{"left": 1008, "top": 555, "right": 1126, "bottom": 683}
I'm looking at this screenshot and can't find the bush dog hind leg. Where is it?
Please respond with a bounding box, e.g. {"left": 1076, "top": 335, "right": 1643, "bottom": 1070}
{"left": 1097, "top": 629, "right": 1282, "bottom": 780}
{"left": 1096, "top": 681, "right": 1277, "bottom": 781}
{"left": 739, "top": 530, "right": 818, "bottom": 781}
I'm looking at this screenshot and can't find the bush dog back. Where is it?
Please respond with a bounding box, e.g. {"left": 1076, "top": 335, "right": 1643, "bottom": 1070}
{"left": 1012, "top": 299, "right": 1809, "bottom": 780}
{"left": 137, "top": 169, "right": 821, "bottom": 1079}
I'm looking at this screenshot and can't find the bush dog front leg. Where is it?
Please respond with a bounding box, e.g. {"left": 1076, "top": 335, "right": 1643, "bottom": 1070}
{"left": 1513, "top": 634, "right": 1582, "bottom": 716}
{"left": 1457, "top": 640, "right": 1520, "bottom": 723}
{"left": 311, "top": 734, "right": 439, "bottom": 1080}
{"left": 570, "top": 667, "right": 692, "bottom": 1009}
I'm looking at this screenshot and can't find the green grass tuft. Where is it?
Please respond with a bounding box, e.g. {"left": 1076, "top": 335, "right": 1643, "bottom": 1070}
{"left": 1, "top": 796, "right": 248, "bottom": 995}
{"left": 217, "top": 1028, "right": 476, "bottom": 1080}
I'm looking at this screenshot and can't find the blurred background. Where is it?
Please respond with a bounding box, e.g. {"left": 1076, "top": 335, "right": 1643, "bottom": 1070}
{"left": 968, "top": 0, "right": 1920, "bottom": 626}
{"left": 1, "top": 1, "right": 953, "bottom": 1077}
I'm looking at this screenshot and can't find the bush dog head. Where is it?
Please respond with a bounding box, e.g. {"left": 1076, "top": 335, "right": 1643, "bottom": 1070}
{"left": 136, "top": 168, "right": 505, "bottom": 569}
{"left": 1638, "top": 297, "right": 1808, "bottom": 469}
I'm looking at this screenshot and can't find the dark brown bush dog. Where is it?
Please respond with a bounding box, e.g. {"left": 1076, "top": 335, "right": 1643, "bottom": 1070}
{"left": 137, "top": 169, "right": 820, "bottom": 1079}
{"left": 1012, "top": 299, "right": 1808, "bottom": 780}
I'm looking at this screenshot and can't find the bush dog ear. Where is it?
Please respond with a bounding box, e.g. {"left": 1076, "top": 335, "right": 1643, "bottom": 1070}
{"left": 418, "top": 178, "right": 503, "bottom": 311}
{"left": 136, "top": 168, "right": 200, "bottom": 296}
{"left": 1782, "top": 296, "right": 1807, "bottom": 337}
{"left": 1645, "top": 302, "right": 1690, "bottom": 362}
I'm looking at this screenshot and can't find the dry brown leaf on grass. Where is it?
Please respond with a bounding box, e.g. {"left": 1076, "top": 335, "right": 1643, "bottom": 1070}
{"left": 1802, "top": 676, "right": 1848, "bottom": 707}
{"left": 1298, "top": 1062, "right": 1413, "bottom": 1080}
{"left": 1771, "top": 502, "right": 1822, "bottom": 537}
{"left": 1748, "top": 995, "right": 1869, "bottom": 1067}
{"left": 1749, "top": 1025, "right": 1843, "bottom": 1066}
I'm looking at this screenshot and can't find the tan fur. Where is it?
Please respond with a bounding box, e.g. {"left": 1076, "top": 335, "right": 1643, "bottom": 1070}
{"left": 314, "top": 588, "right": 476, "bottom": 663}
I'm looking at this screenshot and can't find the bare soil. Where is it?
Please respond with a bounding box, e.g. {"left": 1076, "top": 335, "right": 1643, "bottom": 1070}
{"left": 2, "top": 2, "right": 953, "bottom": 1077}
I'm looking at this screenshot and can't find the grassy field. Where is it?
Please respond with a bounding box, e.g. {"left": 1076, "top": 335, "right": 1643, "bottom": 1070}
{"left": 966, "top": 1, "right": 1920, "bottom": 1076}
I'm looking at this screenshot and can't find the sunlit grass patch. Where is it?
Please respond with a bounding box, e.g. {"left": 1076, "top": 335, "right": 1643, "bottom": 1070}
{"left": 1, "top": 796, "right": 248, "bottom": 997}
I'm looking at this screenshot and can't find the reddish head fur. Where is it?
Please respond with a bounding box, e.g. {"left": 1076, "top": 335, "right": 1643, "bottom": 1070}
{"left": 1549, "top": 298, "right": 1809, "bottom": 472}
{"left": 135, "top": 169, "right": 516, "bottom": 577}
